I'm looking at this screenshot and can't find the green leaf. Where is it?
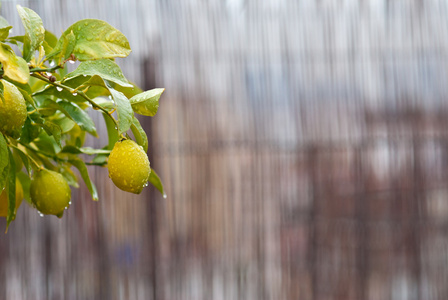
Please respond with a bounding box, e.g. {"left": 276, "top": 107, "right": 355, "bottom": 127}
{"left": 0, "top": 134, "right": 9, "bottom": 191}
{"left": 130, "top": 115, "right": 148, "bottom": 152}
{"left": 16, "top": 5, "right": 45, "bottom": 61}
{"left": 17, "top": 86, "right": 36, "bottom": 108}
{"left": 57, "top": 100, "right": 98, "bottom": 137}
{"left": 130, "top": 88, "right": 165, "bottom": 117}
{"left": 4, "top": 79, "right": 32, "bottom": 94}
{"left": 32, "top": 131, "right": 59, "bottom": 155}
{"left": 148, "top": 168, "right": 166, "bottom": 198}
{"left": 7, "top": 35, "right": 24, "bottom": 43}
{"left": 44, "top": 30, "right": 58, "bottom": 49}
{"left": 17, "top": 171, "right": 31, "bottom": 205}
{"left": 109, "top": 87, "right": 133, "bottom": 134}
{"left": 0, "top": 42, "right": 30, "bottom": 83}
{"left": 31, "top": 117, "right": 62, "bottom": 149}
{"left": 64, "top": 59, "right": 132, "bottom": 88}
{"left": 60, "top": 145, "right": 110, "bottom": 155}
{"left": 0, "top": 26, "right": 12, "bottom": 41}
{"left": 41, "top": 121, "right": 62, "bottom": 147}
{"left": 113, "top": 81, "right": 143, "bottom": 98}
{"left": 6, "top": 149, "right": 16, "bottom": 231}
{"left": 52, "top": 116, "right": 75, "bottom": 133}
{"left": 0, "top": 80, "right": 4, "bottom": 103}
{"left": 0, "top": 17, "right": 11, "bottom": 41}
{"left": 20, "top": 117, "right": 41, "bottom": 144}
{"left": 15, "top": 148, "right": 31, "bottom": 175}
{"left": 92, "top": 154, "right": 108, "bottom": 165}
{"left": 48, "top": 19, "right": 131, "bottom": 61}
{"left": 103, "top": 112, "right": 119, "bottom": 150}
{"left": 12, "top": 148, "right": 23, "bottom": 172}
{"left": 33, "top": 77, "right": 88, "bottom": 104}
{"left": 69, "top": 158, "right": 98, "bottom": 201}
{"left": 85, "top": 75, "right": 133, "bottom": 134}
{"left": 60, "top": 165, "right": 79, "bottom": 188}
{"left": 59, "top": 30, "right": 76, "bottom": 61}
{"left": 92, "top": 97, "right": 115, "bottom": 111}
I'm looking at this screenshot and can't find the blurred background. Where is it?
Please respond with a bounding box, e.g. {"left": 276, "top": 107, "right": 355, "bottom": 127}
{"left": 2, "top": 0, "right": 448, "bottom": 299}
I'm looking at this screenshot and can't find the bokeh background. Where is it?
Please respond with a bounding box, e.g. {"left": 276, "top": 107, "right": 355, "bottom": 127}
{"left": 2, "top": 0, "right": 448, "bottom": 299}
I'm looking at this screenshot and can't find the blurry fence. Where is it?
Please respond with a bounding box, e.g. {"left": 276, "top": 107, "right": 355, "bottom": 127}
{"left": 2, "top": 0, "right": 448, "bottom": 299}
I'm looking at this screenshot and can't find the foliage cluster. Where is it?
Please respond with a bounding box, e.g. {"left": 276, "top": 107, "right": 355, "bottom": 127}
{"left": 0, "top": 5, "right": 165, "bottom": 230}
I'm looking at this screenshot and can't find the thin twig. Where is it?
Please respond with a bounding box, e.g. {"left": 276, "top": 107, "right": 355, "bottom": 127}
{"left": 31, "top": 73, "right": 119, "bottom": 129}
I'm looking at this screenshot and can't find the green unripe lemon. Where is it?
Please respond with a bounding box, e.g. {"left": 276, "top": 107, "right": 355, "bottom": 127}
{"left": 30, "top": 169, "right": 71, "bottom": 218}
{"left": 0, "top": 179, "right": 23, "bottom": 217}
{"left": 0, "top": 80, "right": 27, "bottom": 139}
{"left": 108, "top": 139, "right": 151, "bottom": 194}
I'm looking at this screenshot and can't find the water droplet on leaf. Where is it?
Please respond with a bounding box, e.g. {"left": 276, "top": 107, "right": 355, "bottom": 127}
{"left": 56, "top": 87, "right": 63, "bottom": 92}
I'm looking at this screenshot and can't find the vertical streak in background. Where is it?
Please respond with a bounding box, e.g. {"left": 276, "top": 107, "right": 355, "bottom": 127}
{"left": 355, "top": 145, "right": 368, "bottom": 300}
{"left": 411, "top": 118, "right": 422, "bottom": 300}
{"left": 143, "top": 57, "right": 160, "bottom": 300}
{"left": 306, "top": 145, "right": 318, "bottom": 300}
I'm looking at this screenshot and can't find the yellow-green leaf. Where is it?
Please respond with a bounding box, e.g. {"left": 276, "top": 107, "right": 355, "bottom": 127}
{"left": 0, "top": 134, "right": 8, "bottom": 192}
{"left": 16, "top": 5, "right": 45, "bottom": 61}
{"left": 6, "top": 149, "right": 16, "bottom": 231}
{"left": 0, "top": 26, "right": 12, "bottom": 41}
{"left": 0, "top": 43, "right": 30, "bottom": 83}
{"left": 69, "top": 158, "right": 98, "bottom": 201}
{"left": 49, "top": 19, "right": 131, "bottom": 61}
{"left": 130, "top": 115, "right": 148, "bottom": 152}
{"left": 130, "top": 88, "right": 165, "bottom": 117}
{"left": 148, "top": 168, "right": 166, "bottom": 198}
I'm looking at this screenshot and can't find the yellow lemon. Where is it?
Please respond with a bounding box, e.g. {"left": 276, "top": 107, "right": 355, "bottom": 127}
{"left": 0, "top": 80, "right": 27, "bottom": 139}
{"left": 0, "top": 179, "right": 23, "bottom": 217}
{"left": 108, "top": 139, "right": 150, "bottom": 194}
{"left": 30, "top": 169, "right": 71, "bottom": 218}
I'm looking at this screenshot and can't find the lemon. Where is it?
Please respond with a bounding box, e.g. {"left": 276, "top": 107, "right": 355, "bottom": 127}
{"left": 30, "top": 169, "right": 71, "bottom": 218}
{"left": 108, "top": 139, "right": 150, "bottom": 194}
{"left": 0, "top": 79, "right": 27, "bottom": 139}
{"left": 0, "top": 179, "right": 23, "bottom": 217}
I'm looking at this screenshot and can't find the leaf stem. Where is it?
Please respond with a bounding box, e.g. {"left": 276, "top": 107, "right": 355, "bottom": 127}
{"left": 29, "top": 66, "right": 62, "bottom": 73}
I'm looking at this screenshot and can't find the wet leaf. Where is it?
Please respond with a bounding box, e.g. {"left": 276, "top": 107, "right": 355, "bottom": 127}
{"left": 148, "top": 168, "right": 166, "bottom": 197}
{"left": 0, "top": 17, "right": 11, "bottom": 41}
{"left": 103, "top": 112, "right": 119, "bottom": 150}
{"left": 16, "top": 5, "right": 45, "bottom": 61}
{"left": 64, "top": 59, "right": 132, "bottom": 88}
{"left": 0, "top": 26, "right": 12, "bottom": 41}
{"left": 130, "top": 88, "right": 164, "bottom": 117}
{"left": 0, "top": 42, "right": 30, "bottom": 83}
{"left": 6, "top": 149, "right": 16, "bottom": 231}
{"left": 130, "top": 115, "right": 148, "bottom": 152}
{"left": 69, "top": 158, "right": 98, "bottom": 201}
{"left": 0, "top": 134, "right": 9, "bottom": 192}
{"left": 109, "top": 87, "right": 133, "bottom": 135}
{"left": 48, "top": 19, "right": 131, "bottom": 61}
{"left": 57, "top": 100, "right": 97, "bottom": 137}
